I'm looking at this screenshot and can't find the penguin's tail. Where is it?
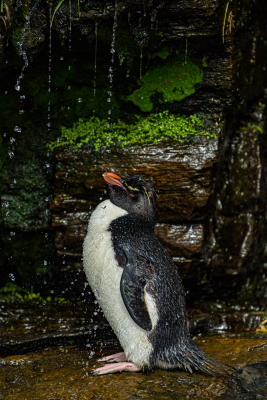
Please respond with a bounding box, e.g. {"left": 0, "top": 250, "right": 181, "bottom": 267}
{"left": 177, "top": 339, "right": 236, "bottom": 376}
{"left": 194, "top": 354, "right": 236, "bottom": 376}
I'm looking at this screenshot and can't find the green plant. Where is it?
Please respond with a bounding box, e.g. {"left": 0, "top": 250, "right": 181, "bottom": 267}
{"left": 51, "top": 0, "right": 80, "bottom": 26}
{"left": 0, "top": 283, "right": 68, "bottom": 304}
{"left": 47, "top": 111, "right": 216, "bottom": 152}
{"left": 222, "top": 2, "right": 229, "bottom": 43}
{"left": 128, "top": 56, "right": 203, "bottom": 112}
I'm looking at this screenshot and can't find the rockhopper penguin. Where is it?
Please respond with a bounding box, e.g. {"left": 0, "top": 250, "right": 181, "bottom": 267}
{"left": 83, "top": 172, "right": 234, "bottom": 375}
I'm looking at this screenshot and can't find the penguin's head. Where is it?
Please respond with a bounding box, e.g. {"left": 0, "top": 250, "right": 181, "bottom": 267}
{"left": 103, "top": 172, "right": 157, "bottom": 222}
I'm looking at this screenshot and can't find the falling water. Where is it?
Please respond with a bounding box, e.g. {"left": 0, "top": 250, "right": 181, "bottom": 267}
{"left": 67, "top": 0, "right": 72, "bottom": 114}
{"left": 47, "top": 8, "right": 52, "bottom": 131}
{"left": 185, "top": 37, "right": 188, "bottom": 65}
{"left": 140, "top": 47, "right": 143, "bottom": 78}
{"left": 93, "top": 22, "right": 98, "bottom": 116}
{"left": 14, "top": 10, "right": 30, "bottom": 92}
{"left": 107, "top": 1, "right": 118, "bottom": 126}
{"left": 69, "top": 0, "right": 72, "bottom": 51}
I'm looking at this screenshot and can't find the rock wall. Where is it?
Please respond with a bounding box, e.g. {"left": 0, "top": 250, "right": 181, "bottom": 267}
{"left": 49, "top": 0, "right": 267, "bottom": 296}
{"left": 51, "top": 136, "right": 218, "bottom": 279}
{"left": 0, "top": 0, "right": 266, "bottom": 295}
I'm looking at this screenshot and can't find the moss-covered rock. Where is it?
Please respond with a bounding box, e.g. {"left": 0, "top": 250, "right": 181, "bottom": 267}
{"left": 47, "top": 111, "right": 215, "bottom": 151}
{"left": 128, "top": 56, "right": 203, "bottom": 112}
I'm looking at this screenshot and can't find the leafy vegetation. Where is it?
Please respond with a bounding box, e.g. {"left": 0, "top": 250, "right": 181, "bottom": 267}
{"left": 0, "top": 283, "right": 67, "bottom": 304}
{"left": 47, "top": 111, "right": 216, "bottom": 152}
{"left": 128, "top": 56, "right": 203, "bottom": 112}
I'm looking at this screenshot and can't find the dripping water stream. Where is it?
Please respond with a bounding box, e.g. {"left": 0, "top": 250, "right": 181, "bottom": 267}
{"left": 93, "top": 22, "right": 98, "bottom": 116}
{"left": 69, "top": 0, "right": 72, "bottom": 52}
{"left": 107, "top": 0, "right": 118, "bottom": 127}
{"left": 68, "top": 0, "right": 72, "bottom": 113}
{"left": 47, "top": 8, "right": 52, "bottom": 132}
{"left": 14, "top": 7, "right": 30, "bottom": 92}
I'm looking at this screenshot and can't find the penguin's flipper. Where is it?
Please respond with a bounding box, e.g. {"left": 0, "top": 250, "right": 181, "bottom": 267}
{"left": 120, "top": 256, "right": 154, "bottom": 332}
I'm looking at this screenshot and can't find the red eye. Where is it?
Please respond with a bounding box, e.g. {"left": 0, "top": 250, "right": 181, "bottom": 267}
{"left": 130, "top": 193, "right": 134, "bottom": 197}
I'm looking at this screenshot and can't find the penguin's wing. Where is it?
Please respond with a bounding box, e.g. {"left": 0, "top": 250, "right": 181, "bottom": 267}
{"left": 120, "top": 252, "right": 155, "bottom": 332}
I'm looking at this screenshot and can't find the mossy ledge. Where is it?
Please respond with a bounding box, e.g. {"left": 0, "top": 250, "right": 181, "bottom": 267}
{"left": 128, "top": 56, "right": 203, "bottom": 112}
{"left": 47, "top": 111, "right": 216, "bottom": 152}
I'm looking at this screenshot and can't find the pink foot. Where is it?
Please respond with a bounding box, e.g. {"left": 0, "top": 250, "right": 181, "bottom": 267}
{"left": 92, "top": 362, "right": 141, "bottom": 375}
{"left": 97, "top": 352, "right": 126, "bottom": 363}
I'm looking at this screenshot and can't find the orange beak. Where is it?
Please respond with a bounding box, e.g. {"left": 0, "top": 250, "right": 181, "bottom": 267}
{"left": 103, "top": 172, "right": 124, "bottom": 187}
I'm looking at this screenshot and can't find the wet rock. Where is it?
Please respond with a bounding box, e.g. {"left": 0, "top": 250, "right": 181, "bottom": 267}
{"left": 51, "top": 136, "right": 217, "bottom": 274}
{"left": 2, "top": 335, "right": 267, "bottom": 399}
{"left": 224, "top": 362, "right": 267, "bottom": 400}
{"left": 155, "top": 223, "right": 203, "bottom": 258}
{"left": 0, "top": 303, "right": 214, "bottom": 355}
{"left": 206, "top": 99, "right": 267, "bottom": 281}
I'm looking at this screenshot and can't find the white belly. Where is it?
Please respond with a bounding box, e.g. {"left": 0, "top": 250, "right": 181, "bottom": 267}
{"left": 83, "top": 199, "right": 153, "bottom": 367}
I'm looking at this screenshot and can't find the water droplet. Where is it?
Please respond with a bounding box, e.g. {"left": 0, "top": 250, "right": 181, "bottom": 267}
{"left": 10, "top": 137, "right": 16, "bottom": 144}
{"left": 20, "top": 95, "right": 25, "bottom": 99}
{"left": 107, "top": 98, "right": 111, "bottom": 102}
{"left": 19, "top": 110, "right": 25, "bottom": 114}
{"left": 9, "top": 273, "right": 15, "bottom": 281}
{"left": 15, "top": 84, "right": 21, "bottom": 91}
{"left": 60, "top": 56, "right": 64, "bottom": 60}
{"left": 14, "top": 126, "right": 21, "bottom": 133}
{"left": 68, "top": 66, "right": 71, "bottom": 70}
{"left": 78, "top": 98, "right": 82, "bottom": 103}
{"left": 5, "top": 91, "right": 8, "bottom": 94}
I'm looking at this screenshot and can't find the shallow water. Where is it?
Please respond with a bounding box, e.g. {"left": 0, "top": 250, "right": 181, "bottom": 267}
{"left": 2, "top": 334, "right": 267, "bottom": 400}
{"left": 1, "top": 300, "right": 267, "bottom": 399}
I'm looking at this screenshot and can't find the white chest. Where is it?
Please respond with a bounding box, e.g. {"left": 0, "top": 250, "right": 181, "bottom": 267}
{"left": 83, "top": 199, "right": 153, "bottom": 367}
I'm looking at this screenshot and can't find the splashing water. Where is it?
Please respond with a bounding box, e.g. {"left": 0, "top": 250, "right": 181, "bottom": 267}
{"left": 107, "top": 1, "right": 118, "bottom": 126}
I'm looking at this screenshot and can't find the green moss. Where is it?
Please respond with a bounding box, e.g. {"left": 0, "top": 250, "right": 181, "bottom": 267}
{"left": 202, "top": 57, "right": 208, "bottom": 68}
{"left": 0, "top": 283, "right": 67, "bottom": 304}
{"left": 151, "top": 44, "right": 170, "bottom": 60}
{"left": 47, "top": 111, "right": 216, "bottom": 151}
{"left": 128, "top": 56, "right": 203, "bottom": 112}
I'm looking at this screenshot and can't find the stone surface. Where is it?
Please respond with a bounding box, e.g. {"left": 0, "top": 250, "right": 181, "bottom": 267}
{"left": 2, "top": 335, "right": 267, "bottom": 400}
{"left": 50, "top": 136, "right": 218, "bottom": 276}
{"left": 206, "top": 99, "right": 267, "bottom": 280}
{"left": 0, "top": 303, "right": 214, "bottom": 351}
{"left": 224, "top": 362, "right": 267, "bottom": 400}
